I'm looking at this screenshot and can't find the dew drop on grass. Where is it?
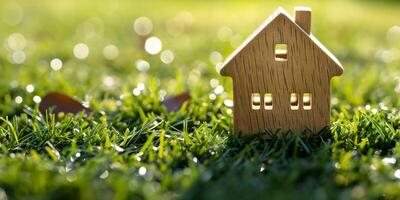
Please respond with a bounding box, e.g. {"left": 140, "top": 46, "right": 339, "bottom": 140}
{"left": 100, "top": 170, "right": 109, "bottom": 179}
{"left": 111, "top": 162, "right": 121, "bottom": 170}
{"left": 138, "top": 167, "right": 147, "bottom": 176}
{"left": 260, "top": 164, "right": 266, "bottom": 172}
{"left": 73, "top": 43, "right": 89, "bottom": 59}
{"left": 132, "top": 88, "right": 141, "bottom": 96}
{"left": 111, "top": 143, "right": 124, "bottom": 152}
{"left": 133, "top": 16, "right": 153, "bottom": 36}
{"left": 25, "top": 84, "right": 34, "bottom": 93}
{"left": 144, "top": 37, "right": 162, "bottom": 55}
{"left": 394, "top": 169, "right": 400, "bottom": 179}
{"left": 46, "top": 141, "right": 60, "bottom": 160}
{"left": 209, "top": 93, "right": 216, "bottom": 100}
{"left": 224, "top": 99, "right": 233, "bottom": 107}
{"left": 33, "top": 95, "right": 41, "bottom": 104}
{"left": 15, "top": 96, "right": 23, "bottom": 104}
{"left": 158, "top": 89, "right": 167, "bottom": 101}
{"left": 382, "top": 157, "right": 396, "bottom": 165}
{"left": 214, "top": 85, "right": 224, "bottom": 95}
{"left": 334, "top": 162, "right": 340, "bottom": 169}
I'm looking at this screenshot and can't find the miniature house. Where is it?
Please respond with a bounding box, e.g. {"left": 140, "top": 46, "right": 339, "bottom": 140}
{"left": 219, "top": 7, "right": 343, "bottom": 135}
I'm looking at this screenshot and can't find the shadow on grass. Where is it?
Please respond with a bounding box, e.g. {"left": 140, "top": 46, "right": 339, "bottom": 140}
{"left": 180, "top": 128, "right": 338, "bottom": 200}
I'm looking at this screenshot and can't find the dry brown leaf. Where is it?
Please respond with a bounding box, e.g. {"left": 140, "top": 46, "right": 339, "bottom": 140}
{"left": 162, "top": 91, "right": 191, "bottom": 112}
{"left": 39, "top": 92, "right": 92, "bottom": 115}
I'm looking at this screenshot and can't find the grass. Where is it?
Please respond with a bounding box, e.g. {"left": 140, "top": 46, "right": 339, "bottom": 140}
{"left": 0, "top": 0, "right": 400, "bottom": 199}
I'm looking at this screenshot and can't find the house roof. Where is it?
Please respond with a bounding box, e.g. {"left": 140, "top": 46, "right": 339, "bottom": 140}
{"left": 218, "top": 7, "right": 343, "bottom": 77}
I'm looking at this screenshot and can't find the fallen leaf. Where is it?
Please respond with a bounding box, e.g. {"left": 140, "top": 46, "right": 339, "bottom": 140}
{"left": 162, "top": 91, "right": 191, "bottom": 112}
{"left": 39, "top": 92, "right": 92, "bottom": 115}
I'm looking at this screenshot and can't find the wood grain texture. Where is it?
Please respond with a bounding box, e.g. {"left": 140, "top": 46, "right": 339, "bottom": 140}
{"left": 219, "top": 7, "right": 343, "bottom": 136}
{"left": 294, "top": 7, "right": 312, "bottom": 34}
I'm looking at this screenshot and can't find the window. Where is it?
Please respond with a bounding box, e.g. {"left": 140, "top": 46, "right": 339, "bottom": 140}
{"left": 264, "top": 93, "right": 273, "bottom": 110}
{"left": 290, "top": 93, "right": 299, "bottom": 110}
{"left": 303, "top": 93, "right": 312, "bottom": 110}
{"left": 275, "top": 44, "right": 287, "bottom": 62}
{"left": 251, "top": 93, "right": 261, "bottom": 110}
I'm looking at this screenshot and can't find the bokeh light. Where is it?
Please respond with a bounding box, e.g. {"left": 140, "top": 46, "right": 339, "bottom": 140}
{"left": 50, "top": 58, "right": 63, "bottom": 71}
{"left": 214, "top": 85, "right": 224, "bottom": 95}
{"left": 103, "top": 44, "right": 119, "bottom": 60}
{"left": 11, "top": 51, "right": 26, "bottom": 64}
{"left": 138, "top": 166, "right": 147, "bottom": 176}
{"left": 387, "top": 26, "right": 400, "bottom": 44}
{"left": 2, "top": 3, "right": 24, "bottom": 26}
{"left": 224, "top": 99, "right": 233, "bottom": 107}
{"left": 209, "top": 51, "right": 223, "bottom": 65}
{"left": 33, "top": 96, "right": 41, "bottom": 103}
{"left": 144, "top": 37, "right": 162, "bottom": 55}
{"left": 133, "top": 17, "right": 153, "bottom": 36}
{"left": 136, "top": 59, "right": 150, "bottom": 72}
{"left": 132, "top": 88, "right": 141, "bottom": 96}
{"left": 160, "top": 50, "right": 174, "bottom": 64}
{"left": 7, "top": 33, "right": 26, "bottom": 51}
{"left": 15, "top": 96, "right": 23, "bottom": 104}
{"left": 102, "top": 76, "right": 115, "bottom": 89}
{"left": 25, "top": 84, "right": 34, "bottom": 93}
{"left": 217, "top": 26, "right": 233, "bottom": 41}
{"left": 209, "top": 79, "right": 219, "bottom": 88}
{"left": 73, "top": 43, "right": 90, "bottom": 59}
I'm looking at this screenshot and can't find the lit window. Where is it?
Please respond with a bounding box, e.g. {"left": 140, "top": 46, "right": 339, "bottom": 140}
{"left": 251, "top": 93, "right": 261, "bottom": 110}
{"left": 303, "top": 93, "right": 312, "bottom": 110}
{"left": 264, "top": 93, "right": 273, "bottom": 110}
{"left": 290, "top": 93, "right": 299, "bottom": 110}
{"left": 275, "top": 44, "right": 287, "bottom": 62}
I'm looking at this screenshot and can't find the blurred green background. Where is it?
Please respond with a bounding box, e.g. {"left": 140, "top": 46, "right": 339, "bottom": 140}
{"left": 0, "top": 0, "right": 400, "bottom": 199}
{"left": 0, "top": 0, "right": 399, "bottom": 113}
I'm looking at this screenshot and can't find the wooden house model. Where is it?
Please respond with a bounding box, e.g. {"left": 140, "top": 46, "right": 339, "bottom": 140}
{"left": 219, "top": 7, "right": 343, "bottom": 135}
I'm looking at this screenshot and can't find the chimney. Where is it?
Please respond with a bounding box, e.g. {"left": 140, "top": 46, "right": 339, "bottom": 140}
{"left": 294, "top": 7, "right": 312, "bottom": 34}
